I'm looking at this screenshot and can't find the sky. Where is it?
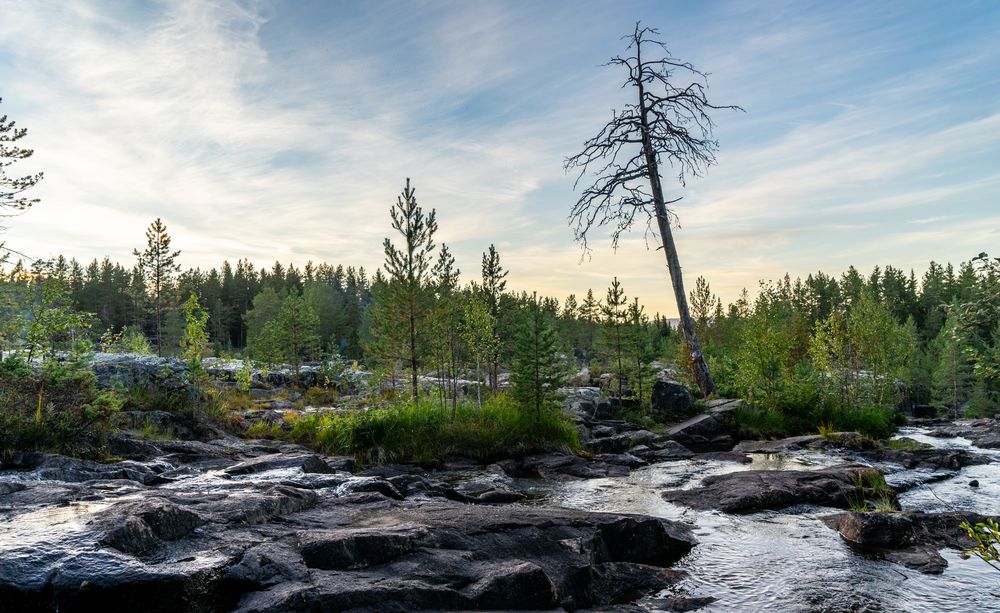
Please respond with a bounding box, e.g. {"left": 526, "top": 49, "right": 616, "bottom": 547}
{"left": 0, "top": 0, "right": 998, "bottom": 316}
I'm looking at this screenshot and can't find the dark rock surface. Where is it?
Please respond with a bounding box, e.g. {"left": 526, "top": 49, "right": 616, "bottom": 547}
{"left": 650, "top": 380, "right": 694, "bottom": 416}
{"left": 824, "top": 511, "right": 997, "bottom": 574}
{"left": 662, "top": 464, "right": 878, "bottom": 513}
{"left": 0, "top": 435, "right": 698, "bottom": 612}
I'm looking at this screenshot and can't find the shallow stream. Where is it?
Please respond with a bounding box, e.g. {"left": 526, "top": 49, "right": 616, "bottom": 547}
{"left": 518, "top": 427, "right": 1000, "bottom": 612}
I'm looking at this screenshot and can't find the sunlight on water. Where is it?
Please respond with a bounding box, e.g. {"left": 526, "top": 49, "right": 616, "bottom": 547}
{"left": 0, "top": 501, "right": 111, "bottom": 549}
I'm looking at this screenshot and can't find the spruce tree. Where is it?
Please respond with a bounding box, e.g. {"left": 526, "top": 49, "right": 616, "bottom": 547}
{"left": 599, "top": 278, "right": 629, "bottom": 400}
{"left": 579, "top": 289, "right": 601, "bottom": 356}
{"left": 133, "top": 218, "right": 180, "bottom": 356}
{"left": 511, "top": 293, "right": 565, "bottom": 424}
{"left": 627, "top": 296, "right": 655, "bottom": 406}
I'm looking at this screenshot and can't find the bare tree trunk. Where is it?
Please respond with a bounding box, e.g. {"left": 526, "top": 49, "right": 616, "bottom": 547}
{"left": 408, "top": 298, "right": 418, "bottom": 400}
{"left": 637, "top": 71, "right": 716, "bottom": 397}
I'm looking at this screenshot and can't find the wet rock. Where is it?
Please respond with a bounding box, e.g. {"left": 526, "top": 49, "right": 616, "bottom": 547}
{"left": 634, "top": 440, "right": 696, "bottom": 462}
{"left": 696, "top": 451, "right": 752, "bottom": 464}
{"left": 2, "top": 452, "right": 170, "bottom": 485}
{"left": 223, "top": 543, "right": 309, "bottom": 587}
{"left": 224, "top": 452, "right": 327, "bottom": 476}
{"left": 824, "top": 511, "right": 998, "bottom": 574}
{"left": 337, "top": 477, "right": 404, "bottom": 500}
{"left": 651, "top": 595, "right": 719, "bottom": 611}
{"left": 970, "top": 479, "right": 980, "bottom": 487}
{"left": 101, "top": 503, "right": 204, "bottom": 556}
{"left": 594, "top": 452, "right": 648, "bottom": 469}
{"left": 863, "top": 447, "right": 991, "bottom": 470}
{"left": 663, "top": 464, "right": 877, "bottom": 513}
{"left": 465, "top": 560, "right": 558, "bottom": 609}
{"left": 475, "top": 489, "right": 527, "bottom": 503}
{"left": 495, "top": 453, "right": 630, "bottom": 480}
{"left": 299, "top": 526, "right": 427, "bottom": 570}
{"left": 221, "top": 485, "right": 319, "bottom": 525}
{"left": 667, "top": 412, "right": 735, "bottom": 452}
{"left": 589, "top": 562, "right": 684, "bottom": 606}
{"left": 833, "top": 511, "right": 913, "bottom": 548}
{"left": 733, "top": 435, "right": 823, "bottom": 454}
{"left": 300, "top": 455, "right": 334, "bottom": 474}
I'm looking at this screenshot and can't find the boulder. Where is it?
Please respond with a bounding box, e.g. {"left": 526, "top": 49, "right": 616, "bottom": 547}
{"left": 667, "top": 412, "right": 734, "bottom": 452}
{"left": 824, "top": 511, "right": 998, "bottom": 574}
{"left": 650, "top": 380, "right": 693, "bottom": 415}
{"left": 662, "top": 464, "right": 879, "bottom": 513}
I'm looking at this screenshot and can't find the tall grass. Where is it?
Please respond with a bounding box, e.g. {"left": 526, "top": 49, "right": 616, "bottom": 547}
{"left": 288, "top": 393, "right": 579, "bottom": 465}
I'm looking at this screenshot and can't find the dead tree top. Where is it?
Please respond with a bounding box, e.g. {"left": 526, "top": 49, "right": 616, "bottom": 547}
{"left": 565, "top": 24, "right": 742, "bottom": 250}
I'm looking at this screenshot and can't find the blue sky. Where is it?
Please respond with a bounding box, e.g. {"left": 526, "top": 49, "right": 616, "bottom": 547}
{"left": 0, "top": 0, "right": 997, "bottom": 315}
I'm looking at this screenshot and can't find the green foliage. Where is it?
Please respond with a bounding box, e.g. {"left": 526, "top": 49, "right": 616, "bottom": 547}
{"left": 180, "top": 292, "right": 211, "bottom": 370}
{"left": 20, "top": 265, "right": 93, "bottom": 362}
{"left": 810, "top": 291, "right": 915, "bottom": 408}
{"left": 0, "top": 97, "right": 44, "bottom": 218}
{"left": 246, "top": 421, "right": 284, "bottom": 440}
{"left": 368, "top": 178, "right": 438, "bottom": 399}
{"left": 303, "top": 385, "right": 340, "bottom": 407}
{"left": 99, "top": 325, "right": 153, "bottom": 355}
{"left": 461, "top": 294, "right": 499, "bottom": 407}
{"left": 235, "top": 360, "right": 253, "bottom": 392}
{"left": 510, "top": 294, "right": 566, "bottom": 422}
{"left": 961, "top": 518, "right": 1000, "bottom": 573}
{"left": 598, "top": 277, "right": 629, "bottom": 399}
{"left": 251, "top": 294, "right": 320, "bottom": 383}
{"left": 731, "top": 405, "right": 788, "bottom": 440}
{"left": 132, "top": 218, "right": 181, "bottom": 356}
{"left": 0, "top": 355, "right": 121, "bottom": 457}
{"left": 289, "top": 393, "right": 578, "bottom": 465}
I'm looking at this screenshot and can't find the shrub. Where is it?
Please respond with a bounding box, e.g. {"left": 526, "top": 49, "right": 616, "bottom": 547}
{"left": 731, "top": 405, "right": 787, "bottom": 440}
{"left": 0, "top": 355, "right": 121, "bottom": 458}
{"left": 289, "top": 393, "right": 579, "bottom": 465}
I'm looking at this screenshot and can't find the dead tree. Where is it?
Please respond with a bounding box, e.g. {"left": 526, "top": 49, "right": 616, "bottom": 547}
{"left": 565, "top": 23, "right": 741, "bottom": 397}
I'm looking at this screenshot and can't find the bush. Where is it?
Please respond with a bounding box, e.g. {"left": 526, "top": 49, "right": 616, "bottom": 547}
{"left": 731, "top": 405, "right": 788, "bottom": 440}
{"left": 0, "top": 356, "right": 121, "bottom": 458}
{"left": 289, "top": 393, "right": 579, "bottom": 465}
{"left": 810, "top": 404, "right": 901, "bottom": 440}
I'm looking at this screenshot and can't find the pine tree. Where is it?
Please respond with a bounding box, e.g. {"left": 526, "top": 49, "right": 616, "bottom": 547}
{"left": 133, "top": 218, "right": 181, "bottom": 356}
{"left": 511, "top": 293, "right": 565, "bottom": 424}
{"left": 0, "top": 98, "right": 44, "bottom": 246}
{"left": 481, "top": 244, "right": 508, "bottom": 392}
{"left": 373, "top": 178, "right": 437, "bottom": 399}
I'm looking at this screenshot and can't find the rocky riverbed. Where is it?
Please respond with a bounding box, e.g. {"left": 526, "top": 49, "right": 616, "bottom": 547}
{"left": 2, "top": 388, "right": 999, "bottom": 611}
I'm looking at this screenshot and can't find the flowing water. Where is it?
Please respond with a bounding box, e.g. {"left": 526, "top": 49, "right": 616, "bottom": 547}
{"left": 511, "top": 428, "right": 1000, "bottom": 612}
{"left": 2, "top": 429, "right": 998, "bottom": 611}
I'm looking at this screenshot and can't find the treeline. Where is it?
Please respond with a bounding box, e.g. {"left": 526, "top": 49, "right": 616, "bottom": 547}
{"left": 689, "top": 255, "right": 1000, "bottom": 425}
{"left": 0, "top": 194, "right": 679, "bottom": 408}
{"left": 1, "top": 185, "right": 996, "bottom": 425}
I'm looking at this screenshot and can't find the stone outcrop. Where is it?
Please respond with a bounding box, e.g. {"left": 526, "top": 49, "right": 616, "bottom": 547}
{"left": 662, "top": 464, "right": 882, "bottom": 513}
{"left": 824, "top": 511, "right": 998, "bottom": 574}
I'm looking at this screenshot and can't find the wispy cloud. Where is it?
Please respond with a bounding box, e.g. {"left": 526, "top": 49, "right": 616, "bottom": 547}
{"left": 0, "top": 0, "right": 997, "bottom": 315}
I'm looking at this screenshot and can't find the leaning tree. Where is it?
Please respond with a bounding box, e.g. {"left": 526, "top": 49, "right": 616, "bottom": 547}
{"left": 565, "top": 24, "right": 741, "bottom": 396}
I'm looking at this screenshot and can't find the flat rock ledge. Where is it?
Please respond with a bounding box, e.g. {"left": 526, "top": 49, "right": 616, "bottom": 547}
{"left": 661, "top": 464, "right": 879, "bottom": 513}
